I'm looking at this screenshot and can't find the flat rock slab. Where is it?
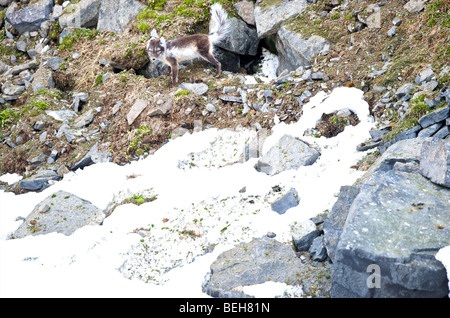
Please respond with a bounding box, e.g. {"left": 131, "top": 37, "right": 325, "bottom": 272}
{"left": 254, "top": 0, "right": 308, "bottom": 37}
{"left": 179, "top": 83, "right": 209, "bottom": 96}
{"left": 12, "top": 190, "right": 105, "bottom": 239}
{"left": 420, "top": 138, "right": 450, "bottom": 188}
{"left": 203, "top": 237, "right": 303, "bottom": 297}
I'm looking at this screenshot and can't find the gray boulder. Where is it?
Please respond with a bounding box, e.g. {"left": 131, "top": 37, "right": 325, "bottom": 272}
{"left": 59, "top": 0, "right": 102, "bottom": 29}
{"left": 433, "top": 125, "right": 450, "bottom": 139}
{"left": 415, "top": 68, "right": 435, "bottom": 84}
{"left": 97, "top": 0, "right": 146, "bottom": 33}
{"left": 254, "top": 0, "right": 308, "bottom": 38}
{"left": 215, "top": 17, "right": 259, "bottom": 56}
{"left": 178, "top": 82, "right": 209, "bottom": 96}
{"left": 203, "top": 237, "right": 304, "bottom": 297}
{"left": 330, "top": 138, "right": 450, "bottom": 297}
{"left": 5, "top": 0, "right": 53, "bottom": 34}
{"left": 12, "top": 190, "right": 105, "bottom": 239}
{"left": 256, "top": 134, "right": 320, "bottom": 176}
{"left": 32, "top": 66, "right": 55, "bottom": 93}
{"left": 276, "top": 25, "right": 330, "bottom": 75}
{"left": 291, "top": 219, "right": 320, "bottom": 252}
{"left": 420, "top": 138, "right": 450, "bottom": 188}
{"left": 271, "top": 188, "right": 300, "bottom": 214}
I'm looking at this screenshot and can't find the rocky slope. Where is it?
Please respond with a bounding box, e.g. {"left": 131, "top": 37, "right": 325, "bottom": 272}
{"left": 0, "top": 0, "right": 449, "bottom": 298}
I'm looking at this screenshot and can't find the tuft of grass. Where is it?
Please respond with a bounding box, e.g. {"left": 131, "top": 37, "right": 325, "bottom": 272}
{"left": 58, "top": 28, "right": 100, "bottom": 51}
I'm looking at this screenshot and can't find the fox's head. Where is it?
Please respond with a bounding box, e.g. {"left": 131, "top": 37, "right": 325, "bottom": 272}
{"left": 147, "top": 29, "right": 166, "bottom": 62}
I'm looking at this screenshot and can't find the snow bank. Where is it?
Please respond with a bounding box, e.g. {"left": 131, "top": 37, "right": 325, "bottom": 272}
{"left": 436, "top": 246, "right": 450, "bottom": 298}
{"left": 0, "top": 87, "right": 374, "bottom": 297}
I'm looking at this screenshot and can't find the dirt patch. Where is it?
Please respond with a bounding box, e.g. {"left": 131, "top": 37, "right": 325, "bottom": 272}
{"left": 315, "top": 111, "right": 360, "bottom": 138}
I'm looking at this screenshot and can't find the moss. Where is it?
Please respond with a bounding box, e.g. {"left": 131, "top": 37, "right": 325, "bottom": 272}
{"left": 282, "top": 3, "right": 346, "bottom": 43}
{"left": 58, "top": 28, "right": 99, "bottom": 51}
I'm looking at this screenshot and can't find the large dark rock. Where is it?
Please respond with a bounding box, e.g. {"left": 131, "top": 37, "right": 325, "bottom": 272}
{"left": 276, "top": 25, "right": 330, "bottom": 75}
{"left": 329, "top": 138, "right": 450, "bottom": 297}
{"left": 323, "top": 185, "right": 360, "bottom": 263}
{"left": 5, "top": 0, "right": 53, "bottom": 34}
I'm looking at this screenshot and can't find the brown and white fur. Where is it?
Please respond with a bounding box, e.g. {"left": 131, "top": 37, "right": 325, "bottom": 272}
{"left": 146, "top": 3, "right": 229, "bottom": 86}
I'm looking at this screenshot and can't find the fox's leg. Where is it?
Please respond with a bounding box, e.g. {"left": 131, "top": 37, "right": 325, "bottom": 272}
{"left": 199, "top": 48, "right": 221, "bottom": 77}
{"left": 166, "top": 56, "right": 178, "bottom": 86}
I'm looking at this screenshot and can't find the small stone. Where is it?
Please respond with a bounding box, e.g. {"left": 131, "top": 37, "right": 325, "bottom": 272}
{"left": 219, "top": 94, "right": 243, "bottom": 103}
{"left": 16, "top": 40, "right": 27, "bottom": 52}
{"left": 392, "top": 17, "right": 402, "bottom": 26}
{"left": 415, "top": 68, "right": 435, "bottom": 84}
{"left": 37, "top": 204, "right": 50, "bottom": 214}
{"left": 311, "top": 72, "right": 324, "bottom": 80}
{"left": 46, "top": 57, "right": 64, "bottom": 71}
{"left": 33, "top": 121, "right": 45, "bottom": 131}
{"left": 387, "top": 25, "right": 397, "bottom": 37}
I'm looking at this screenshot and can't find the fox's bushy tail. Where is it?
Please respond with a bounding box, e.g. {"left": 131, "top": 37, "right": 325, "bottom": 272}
{"left": 209, "top": 3, "right": 229, "bottom": 44}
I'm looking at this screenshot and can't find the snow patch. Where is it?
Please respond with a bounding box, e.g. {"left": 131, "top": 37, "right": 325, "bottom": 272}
{"left": 0, "top": 87, "right": 374, "bottom": 297}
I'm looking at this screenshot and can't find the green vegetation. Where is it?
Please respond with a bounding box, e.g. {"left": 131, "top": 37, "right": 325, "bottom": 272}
{"left": 425, "top": 1, "right": 450, "bottom": 28}
{"left": 0, "top": 108, "right": 19, "bottom": 130}
{"left": 58, "top": 28, "right": 100, "bottom": 51}
{"left": 95, "top": 73, "right": 103, "bottom": 85}
{"left": 125, "top": 193, "right": 158, "bottom": 206}
{"left": 383, "top": 100, "right": 432, "bottom": 141}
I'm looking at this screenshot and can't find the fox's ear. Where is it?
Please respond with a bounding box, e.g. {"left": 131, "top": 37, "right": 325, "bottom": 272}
{"left": 150, "top": 28, "right": 159, "bottom": 39}
{"left": 160, "top": 37, "right": 166, "bottom": 46}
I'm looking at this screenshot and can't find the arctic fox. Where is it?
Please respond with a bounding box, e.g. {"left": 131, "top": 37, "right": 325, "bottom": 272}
{"left": 146, "top": 3, "right": 229, "bottom": 86}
